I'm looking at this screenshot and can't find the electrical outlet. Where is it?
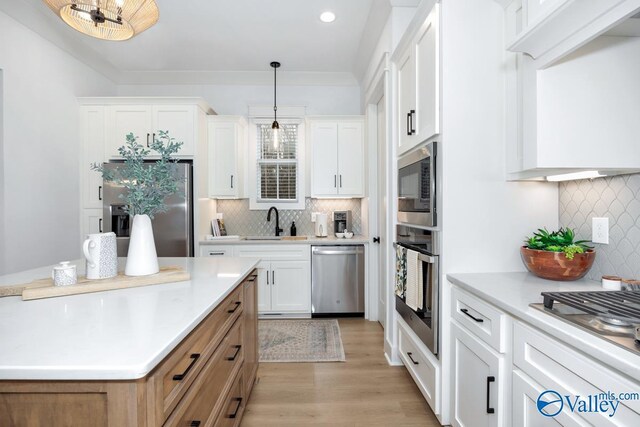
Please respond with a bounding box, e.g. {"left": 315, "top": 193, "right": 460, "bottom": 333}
{"left": 592, "top": 217, "right": 609, "bottom": 244}
{"left": 311, "top": 212, "right": 317, "bottom": 222}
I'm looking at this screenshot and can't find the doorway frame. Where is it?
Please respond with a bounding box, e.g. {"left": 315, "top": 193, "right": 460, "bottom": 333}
{"left": 364, "top": 52, "right": 400, "bottom": 364}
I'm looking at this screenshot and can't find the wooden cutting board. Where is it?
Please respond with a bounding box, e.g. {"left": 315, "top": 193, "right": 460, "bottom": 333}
{"left": 0, "top": 267, "right": 190, "bottom": 301}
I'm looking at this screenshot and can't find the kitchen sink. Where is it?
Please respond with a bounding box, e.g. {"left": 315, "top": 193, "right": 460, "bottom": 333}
{"left": 243, "top": 236, "right": 283, "bottom": 241}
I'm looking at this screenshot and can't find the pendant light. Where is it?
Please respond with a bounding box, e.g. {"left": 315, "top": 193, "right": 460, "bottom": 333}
{"left": 43, "top": 0, "right": 159, "bottom": 41}
{"left": 270, "top": 61, "right": 281, "bottom": 149}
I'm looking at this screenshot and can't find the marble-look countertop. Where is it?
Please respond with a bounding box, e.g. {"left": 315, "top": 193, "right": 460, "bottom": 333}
{"left": 447, "top": 272, "right": 640, "bottom": 380}
{"left": 0, "top": 257, "right": 259, "bottom": 380}
{"left": 199, "top": 235, "right": 370, "bottom": 245}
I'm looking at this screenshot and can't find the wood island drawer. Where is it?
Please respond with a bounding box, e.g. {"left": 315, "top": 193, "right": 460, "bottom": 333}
{"left": 215, "top": 371, "right": 246, "bottom": 427}
{"left": 164, "top": 317, "right": 244, "bottom": 427}
{"left": 451, "top": 286, "right": 508, "bottom": 353}
{"left": 147, "top": 285, "right": 244, "bottom": 424}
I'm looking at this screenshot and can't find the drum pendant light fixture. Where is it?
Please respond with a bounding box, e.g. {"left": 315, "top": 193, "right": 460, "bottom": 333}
{"left": 270, "top": 61, "right": 281, "bottom": 149}
{"left": 43, "top": 0, "right": 159, "bottom": 41}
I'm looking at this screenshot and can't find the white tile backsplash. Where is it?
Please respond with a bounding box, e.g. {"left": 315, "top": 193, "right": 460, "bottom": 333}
{"left": 215, "top": 198, "right": 362, "bottom": 236}
{"left": 559, "top": 173, "right": 640, "bottom": 281}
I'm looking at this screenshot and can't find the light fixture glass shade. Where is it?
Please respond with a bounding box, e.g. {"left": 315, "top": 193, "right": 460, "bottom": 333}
{"left": 43, "top": 0, "right": 159, "bottom": 41}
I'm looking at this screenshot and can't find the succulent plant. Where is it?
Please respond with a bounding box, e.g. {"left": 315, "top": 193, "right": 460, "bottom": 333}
{"left": 525, "top": 227, "right": 593, "bottom": 260}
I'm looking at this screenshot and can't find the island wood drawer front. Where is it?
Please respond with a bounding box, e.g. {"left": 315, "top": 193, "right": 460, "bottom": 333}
{"left": 215, "top": 370, "right": 246, "bottom": 427}
{"left": 451, "top": 286, "right": 508, "bottom": 353}
{"left": 398, "top": 317, "right": 440, "bottom": 415}
{"left": 513, "top": 321, "right": 640, "bottom": 425}
{"left": 164, "top": 317, "right": 244, "bottom": 427}
{"left": 149, "top": 285, "right": 244, "bottom": 423}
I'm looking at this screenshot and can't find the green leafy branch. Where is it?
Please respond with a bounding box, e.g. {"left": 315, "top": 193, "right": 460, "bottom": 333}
{"left": 92, "top": 131, "right": 184, "bottom": 219}
{"left": 525, "top": 227, "right": 593, "bottom": 260}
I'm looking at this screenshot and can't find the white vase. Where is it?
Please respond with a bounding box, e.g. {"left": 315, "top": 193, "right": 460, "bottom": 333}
{"left": 125, "top": 214, "right": 159, "bottom": 276}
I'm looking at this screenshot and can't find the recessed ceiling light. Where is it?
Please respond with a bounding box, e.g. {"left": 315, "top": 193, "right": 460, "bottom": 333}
{"left": 320, "top": 11, "right": 336, "bottom": 23}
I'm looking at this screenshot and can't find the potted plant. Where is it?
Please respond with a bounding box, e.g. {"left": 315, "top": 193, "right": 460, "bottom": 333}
{"left": 92, "top": 131, "right": 184, "bottom": 276}
{"left": 521, "top": 228, "right": 595, "bottom": 281}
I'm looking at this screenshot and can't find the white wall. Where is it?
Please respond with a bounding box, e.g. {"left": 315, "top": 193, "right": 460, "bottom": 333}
{"left": 0, "top": 69, "right": 4, "bottom": 274}
{"left": 440, "top": 0, "right": 558, "bottom": 275}
{"left": 0, "top": 11, "right": 116, "bottom": 274}
{"left": 117, "top": 84, "right": 361, "bottom": 116}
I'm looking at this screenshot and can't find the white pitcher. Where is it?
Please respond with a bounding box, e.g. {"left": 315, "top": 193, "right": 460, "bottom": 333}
{"left": 83, "top": 232, "right": 118, "bottom": 280}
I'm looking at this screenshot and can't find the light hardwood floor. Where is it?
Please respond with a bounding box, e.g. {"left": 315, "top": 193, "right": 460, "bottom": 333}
{"left": 241, "top": 318, "right": 441, "bottom": 427}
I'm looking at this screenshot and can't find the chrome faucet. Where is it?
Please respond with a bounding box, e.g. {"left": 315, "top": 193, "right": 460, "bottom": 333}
{"left": 267, "top": 206, "right": 283, "bottom": 237}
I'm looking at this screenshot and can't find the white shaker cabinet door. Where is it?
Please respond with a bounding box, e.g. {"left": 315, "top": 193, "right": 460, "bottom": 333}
{"left": 415, "top": 4, "right": 440, "bottom": 144}
{"left": 106, "top": 105, "right": 152, "bottom": 157}
{"left": 512, "top": 370, "right": 587, "bottom": 427}
{"left": 152, "top": 105, "right": 196, "bottom": 156}
{"left": 81, "top": 209, "right": 103, "bottom": 241}
{"left": 208, "top": 121, "right": 238, "bottom": 197}
{"left": 452, "top": 322, "right": 506, "bottom": 427}
{"left": 397, "top": 48, "right": 417, "bottom": 155}
{"left": 310, "top": 121, "right": 339, "bottom": 197}
{"left": 337, "top": 122, "right": 364, "bottom": 197}
{"left": 256, "top": 261, "right": 272, "bottom": 313}
{"left": 81, "top": 106, "right": 106, "bottom": 209}
{"left": 270, "top": 261, "right": 311, "bottom": 313}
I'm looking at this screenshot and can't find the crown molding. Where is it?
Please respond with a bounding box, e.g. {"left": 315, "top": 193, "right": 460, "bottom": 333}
{"left": 115, "top": 70, "right": 359, "bottom": 86}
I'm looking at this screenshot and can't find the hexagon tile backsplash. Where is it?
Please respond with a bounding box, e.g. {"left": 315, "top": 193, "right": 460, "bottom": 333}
{"left": 559, "top": 173, "right": 640, "bottom": 281}
{"left": 216, "top": 198, "right": 362, "bottom": 237}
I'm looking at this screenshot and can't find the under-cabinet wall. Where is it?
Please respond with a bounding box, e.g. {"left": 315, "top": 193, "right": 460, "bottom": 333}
{"left": 559, "top": 173, "right": 640, "bottom": 281}
{"left": 214, "top": 198, "right": 363, "bottom": 237}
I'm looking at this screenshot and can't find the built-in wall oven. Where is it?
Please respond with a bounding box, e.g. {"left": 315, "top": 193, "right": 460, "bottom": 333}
{"left": 398, "top": 141, "right": 437, "bottom": 228}
{"left": 395, "top": 225, "right": 439, "bottom": 355}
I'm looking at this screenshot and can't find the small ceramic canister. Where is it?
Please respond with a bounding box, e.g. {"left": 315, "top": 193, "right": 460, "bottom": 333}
{"left": 602, "top": 275, "right": 622, "bottom": 290}
{"left": 622, "top": 279, "right": 640, "bottom": 291}
{"left": 52, "top": 261, "right": 77, "bottom": 286}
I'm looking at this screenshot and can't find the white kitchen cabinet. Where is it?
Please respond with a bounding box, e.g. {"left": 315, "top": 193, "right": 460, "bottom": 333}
{"left": 81, "top": 208, "right": 103, "bottom": 240}
{"left": 80, "top": 106, "right": 106, "bottom": 209}
{"left": 513, "top": 321, "right": 640, "bottom": 425}
{"left": 106, "top": 105, "right": 153, "bottom": 156}
{"left": 105, "top": 103, "right": 205, "bottom": 158}
{"left": 309, "top": 118, "right": 365, "bottom": 198}
{"left": 208, "top": 116, "right": 246, "bottom": 198}
{"left": 395, "top": 3, "right": 440, "bottom": 156}
{"left": 199, "top": 245, "right": 234, "bottom": 257}
{"left": 512, "top": 370, "right": 586, "bottom": 427}
{"left": 398, "top": 317, "right": 441, "bottom": 416}
{"left": 451, "top": 321, "right": 506, "bottom": 427}
{"left": 228, "top": 244, "right": 311, "bottom": 316}
{"left": 269, "top": 261, "right": 311, "bottom": 313}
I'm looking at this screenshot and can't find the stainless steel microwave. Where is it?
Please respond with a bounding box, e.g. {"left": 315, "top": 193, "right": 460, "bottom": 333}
{"left": 397, "top": 142, "right": 437, "bottom": 228}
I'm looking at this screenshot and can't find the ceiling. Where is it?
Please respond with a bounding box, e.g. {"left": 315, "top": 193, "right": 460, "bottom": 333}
{"left": 3, "top": 0, "right": 414, "bottom": 85}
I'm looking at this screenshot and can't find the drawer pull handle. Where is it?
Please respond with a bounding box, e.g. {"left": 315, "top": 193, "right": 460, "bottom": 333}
{"left": 406, "top": 352, "right": 419, "bottom": 365}
{"left": 228, "top": 397, "right": 243, "bottom": 419}
{"left": 247, "top": 275, "right": 257, "bottom": 282}
{"left": 98, "top": 185, "right": 102, "bottom": 201}
{"left": 461, "top": 308, "right": 484, "bottom": 323}
{"left": 226, "top": 345, "right": 242, "bottom": 361}
{"left": 208, "top": 251, "right": 225, "bottom": 256}
{"left": 190, "top": 422, "right": 201, "bottom": 427}
{"left": 172, "top": 353, "right": 200, "bottom": 381}
{"left": 486, "top": 376, "right": 495, "bottom": 414}
{"left": 228, "top": 301, "right": 241, "bottom": 313}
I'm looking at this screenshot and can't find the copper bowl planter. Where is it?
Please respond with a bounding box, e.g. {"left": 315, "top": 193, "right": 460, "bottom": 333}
{"left": 520, "top": 247, "right": 596, "bottom": 281}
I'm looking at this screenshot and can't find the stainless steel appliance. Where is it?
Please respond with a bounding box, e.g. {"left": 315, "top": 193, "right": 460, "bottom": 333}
{"left": 395, "top": 225, "right": 440, "bottom": 355}
{"left": 398, "top": 142, "right": 437, "bottom": 228}
{"left": 102, "top": 161, "right": 194, "bottom": 257}
{"left": 311, "top": 245, "right": 365, "bottom": 316}
{"left": 531, "top": 290, "right": 640, "bottom": 356}
{"left": 333, "top": 210, "right": 352, "bottom": 233}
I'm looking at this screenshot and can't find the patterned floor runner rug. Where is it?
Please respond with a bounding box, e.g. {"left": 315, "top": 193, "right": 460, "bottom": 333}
{"left": 258, "top": 319, "right": 346, "bottom": 363}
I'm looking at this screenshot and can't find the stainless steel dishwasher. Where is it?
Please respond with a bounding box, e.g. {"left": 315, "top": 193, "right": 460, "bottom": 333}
{"left": 311, "top": 245, "right": 365, "bottom": 316}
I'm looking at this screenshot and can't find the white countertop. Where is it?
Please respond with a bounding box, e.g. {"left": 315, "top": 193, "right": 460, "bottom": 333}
{"left": 0, "top": 257, "right": 259, "bottom": 380}
{"left": 447, "top": 272, "right": 640, "bottom": 380}
{"left": 199, "top": 235, "right": 370, "bottom": 245}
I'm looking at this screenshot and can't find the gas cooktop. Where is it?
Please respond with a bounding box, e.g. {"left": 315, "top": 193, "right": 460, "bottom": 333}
{"left": 530, "top": 290, "right": 640, "bottom": 356}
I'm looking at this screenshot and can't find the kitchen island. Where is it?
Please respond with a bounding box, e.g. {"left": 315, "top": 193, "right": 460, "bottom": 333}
{"left": 0, "top": 257, "right": 259, "bottom": 426}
